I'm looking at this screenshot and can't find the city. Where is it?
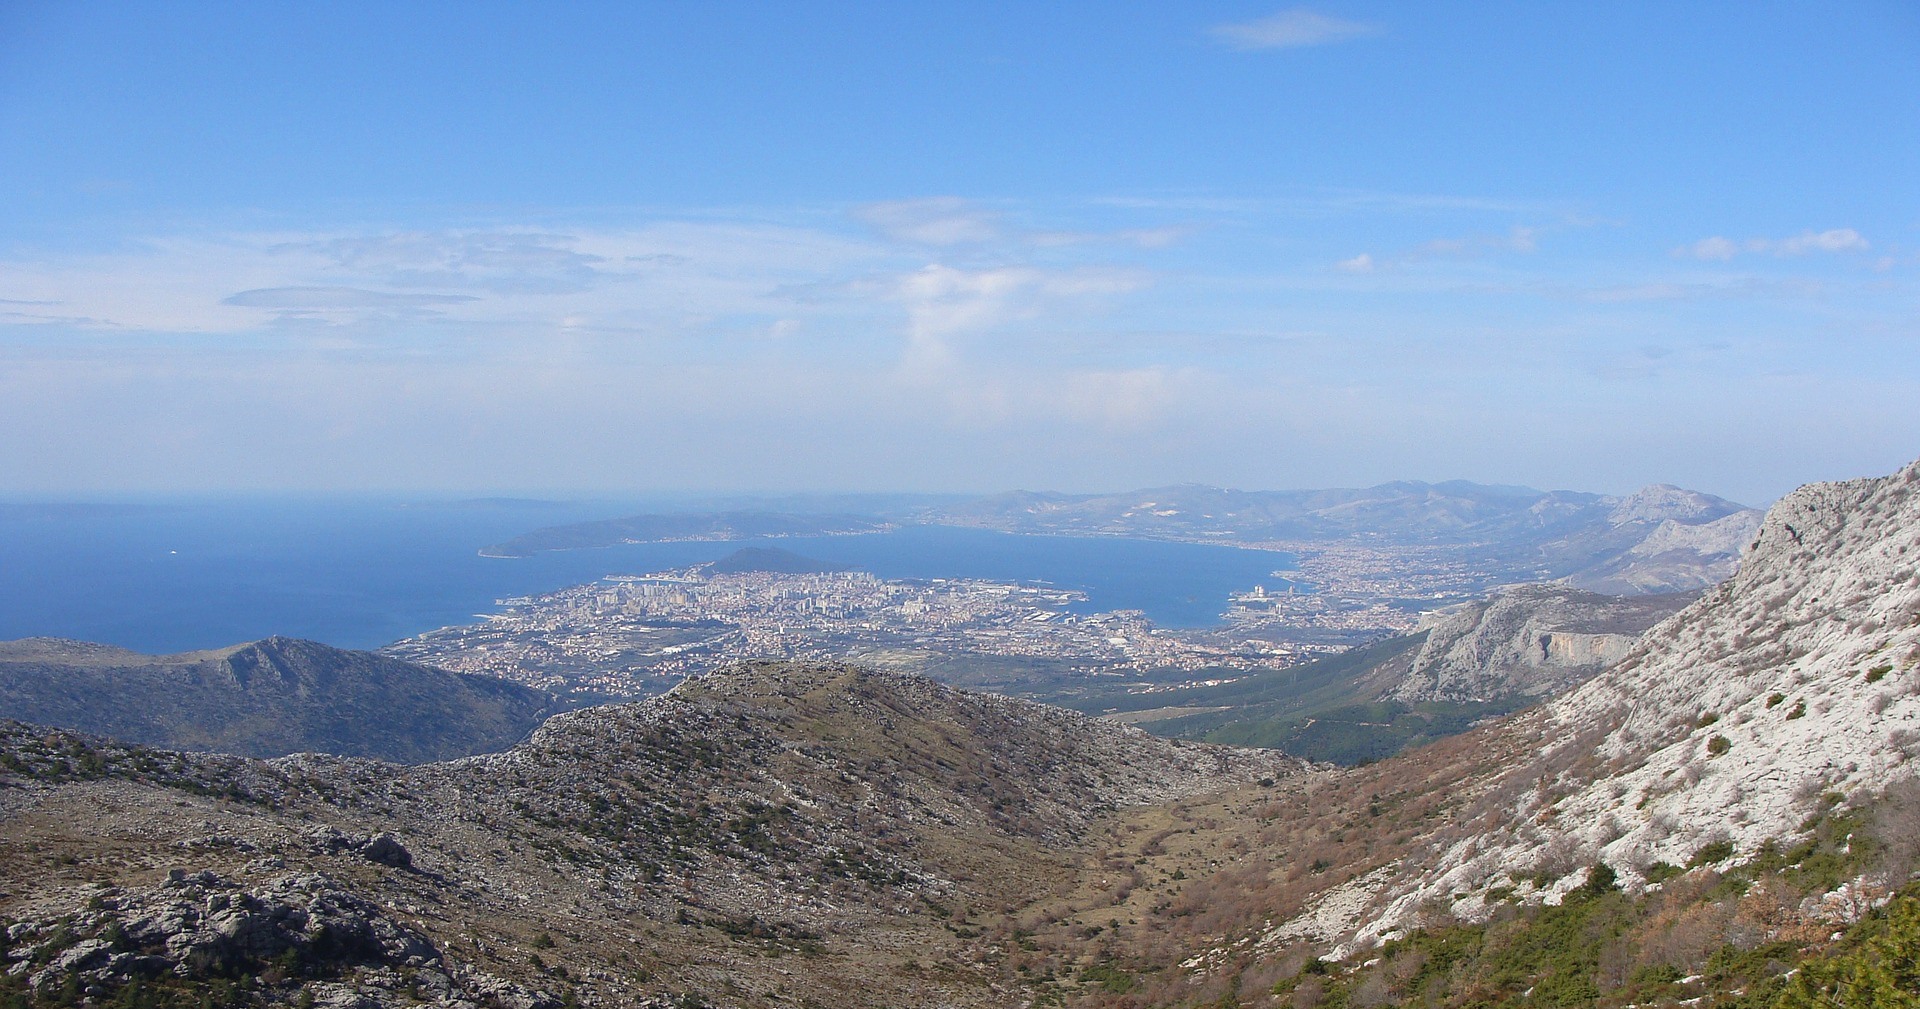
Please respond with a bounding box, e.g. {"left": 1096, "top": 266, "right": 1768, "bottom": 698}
{"left": 382, "top": 559, "right": 1427, "bottom": 702}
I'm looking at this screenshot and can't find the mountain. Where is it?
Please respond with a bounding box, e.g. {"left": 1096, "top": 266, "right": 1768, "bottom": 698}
{"left": 0, "top": 636, "right": 554, "bottom": 762}
{"left": 1329, "top": 456, "right": 1920, "bottom": 947}
{"left": 703, "top": 546, "right": 851, "bottom": 575}
{"left": 0, "top": 662, "right": 1300, "bottom": 1008}
{"left": 479, "top": 511, "right": 888, "bottom": 557}
{"left": 1073, "top": 456, "right": 1920, "bottom": 999}
{"left": 1059, "top": 584, "right": 1692, "bottom": 764}
{"left": 917, "top": 480, "right": 1761, "bottom": 595}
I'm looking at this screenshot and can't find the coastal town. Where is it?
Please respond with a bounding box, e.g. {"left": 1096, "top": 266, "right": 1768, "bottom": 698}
{"left": 382, "top": 552, "right": 1433, "bottom": 701}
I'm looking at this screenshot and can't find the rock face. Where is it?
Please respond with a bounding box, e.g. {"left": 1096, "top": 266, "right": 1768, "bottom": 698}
{"left": 1384, "top": 585, "right": 1697, "bottom": 703}
{"left": 0, "top": 636, "right": 555, "bottom": 762}
{"left": 1328, "top": 457, "right": 1920, "bottom": 950}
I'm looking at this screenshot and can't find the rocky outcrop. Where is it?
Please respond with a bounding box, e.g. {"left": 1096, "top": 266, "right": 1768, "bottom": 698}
{"left": 2, "top": 869, "right": 550, "bottom": 1008}
{"left": 1383, "top": 585, "right": 1696, "bottom": 703}
{"left": 1322, "top": 457, "right": 1920, "bottom": 951}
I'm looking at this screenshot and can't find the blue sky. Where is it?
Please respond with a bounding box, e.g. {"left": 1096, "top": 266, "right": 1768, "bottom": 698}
{"left": 1, "top": 2, "right": 1915, "bottom": 504}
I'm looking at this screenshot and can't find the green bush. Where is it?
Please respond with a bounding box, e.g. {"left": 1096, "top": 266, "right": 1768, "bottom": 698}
{"left": 1689, "top": 839, "right": 1736, "bottom": 867}
{"left": 1643, "top": 861, "right": 1682, "bottom": 883}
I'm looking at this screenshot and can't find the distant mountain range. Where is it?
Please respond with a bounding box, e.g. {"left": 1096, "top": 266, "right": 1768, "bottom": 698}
{"left": 483, "top": 479, "right": 1764, "bottom": 597}
{"left": 914, "top": 480, "right": 1763, "bottom": 594}
{"left": 0, "top": 636, "right": 553, "bottom": 762}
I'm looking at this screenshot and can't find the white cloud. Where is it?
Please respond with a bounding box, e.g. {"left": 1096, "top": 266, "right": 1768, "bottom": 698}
{"left": 1771, "top": 228, "right": 1869, "bottom": 255}
{"left": 1682, "top": 228, "right": 1869, "bottom": 260}
{"left": 893, "top": 263, "right": 1147, "bottom": 371}
{"left": 1209, "top": 8, "right": 1379, "bottom": 50}
{"left": 1336, "top": 253, "right": 1375, "bottom": 273}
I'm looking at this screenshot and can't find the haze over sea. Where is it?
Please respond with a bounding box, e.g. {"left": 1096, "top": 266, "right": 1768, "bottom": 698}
{"left": 0, "top": 499, "right": 1294, "bottom": 654}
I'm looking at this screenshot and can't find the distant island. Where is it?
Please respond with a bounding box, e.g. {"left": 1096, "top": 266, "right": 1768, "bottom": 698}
{"left": 478, "top": 510, "right": 888, "bottom": 558}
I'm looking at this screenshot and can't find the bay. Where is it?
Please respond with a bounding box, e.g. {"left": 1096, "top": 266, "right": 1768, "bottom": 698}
{"left": 0, "top": 499, "right": 1298, "bottom": 653}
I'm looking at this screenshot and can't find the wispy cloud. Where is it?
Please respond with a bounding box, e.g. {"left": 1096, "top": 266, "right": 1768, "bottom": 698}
{"left": 854, "top": 197, "right": 1001, "bottom": 245}
{"left": 1681, "top": 228, "right": 1869, "bottom": 260}
{"left": 289, "top": 231, "right": 615, "bottom": 295}
{"left": 1209, "top": 8, "right": 1380, "bottom": 51}
{"left": 1416, "top": 225, "right": 1538, "bottom": 258}
{"left": 221, "top": 287, "right": 480, "bottom": 311}
{"left": 1335, "top": 226, "right": 1538, "bottom": 273}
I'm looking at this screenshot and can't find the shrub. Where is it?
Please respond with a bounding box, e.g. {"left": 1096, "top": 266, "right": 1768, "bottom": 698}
{"left": 1707, "top": 735, "right": 1732, "bottom": 756}
{"left": 1643, "top": 861, "right": 1682, "bottom": 883}
{"left": 1581, "top": 862, "right": 1619, "bottom": 895}
{"left": 1688, "top": 839, "right": 1735, "bottom": 868}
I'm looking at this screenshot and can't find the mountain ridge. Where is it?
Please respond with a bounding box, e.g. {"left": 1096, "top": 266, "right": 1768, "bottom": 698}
{"left": 0, "top": 636, "right": 556, "bottom": 763}
{"left": 0, "top": 661, "right": 1306, "bottom": 1008}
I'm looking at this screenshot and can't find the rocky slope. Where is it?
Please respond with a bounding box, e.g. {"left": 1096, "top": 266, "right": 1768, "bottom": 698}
{"left": 0, "top": 636, "right": 555, "bottom": 762}
{"left": 1383, "top": 584, "right": 1697, "bottom": 703}
{"left": 0, "top": 662, "right": 1305, "bottom": 1008}
{"left": 1291, "top": 457, "right": 1920, "bottom": 951}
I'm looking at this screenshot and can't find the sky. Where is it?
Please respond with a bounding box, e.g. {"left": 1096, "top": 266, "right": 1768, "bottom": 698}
{"left": 1, "top": 2, "right": 1915, "bottom": 505}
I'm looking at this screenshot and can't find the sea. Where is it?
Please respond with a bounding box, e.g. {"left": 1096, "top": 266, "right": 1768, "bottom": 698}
{"left": 0, "top": 498, "right": 1300, "bottom": 654}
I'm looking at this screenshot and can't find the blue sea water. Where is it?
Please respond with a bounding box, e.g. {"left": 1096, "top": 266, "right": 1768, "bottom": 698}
{"left": 0, "top": 499, "right": 1298, "bottom": 654}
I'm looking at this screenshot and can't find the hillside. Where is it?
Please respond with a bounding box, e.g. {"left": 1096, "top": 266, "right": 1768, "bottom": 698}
{"left": 1068, "top": 584, "right": 1689, "bottom": 764}
{"left": 1343, "top": 456, "right": 1920, "bottom": 944}
{"left": 1018, "top": 457, "right": 1920, "bottom": 1008}
{"left": 0, "top": 636, "right": 554, "bottom": 762}
{"left": 0, "top": 663, "right": 1303, "bottom": 1009}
